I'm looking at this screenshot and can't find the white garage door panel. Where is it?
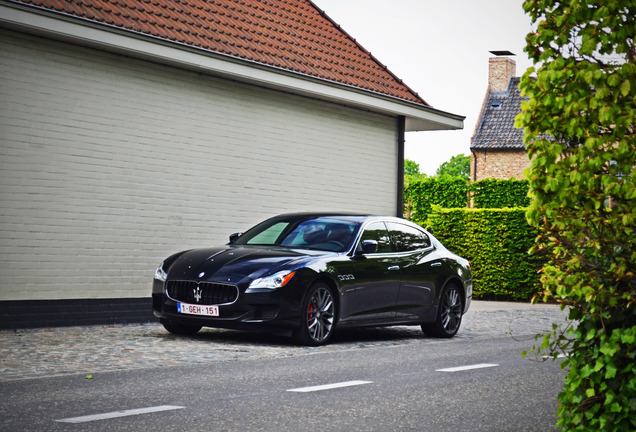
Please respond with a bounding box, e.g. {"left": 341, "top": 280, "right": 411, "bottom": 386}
{"left": 0, "top": 30, "right": 397, "bottom": 301}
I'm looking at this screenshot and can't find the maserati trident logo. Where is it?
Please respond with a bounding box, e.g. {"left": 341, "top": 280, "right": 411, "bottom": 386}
{"left": 193, "top": 286, "right": 202, "bottom": 303}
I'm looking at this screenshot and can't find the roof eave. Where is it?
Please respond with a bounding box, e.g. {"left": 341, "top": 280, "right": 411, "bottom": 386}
{"left": 0, "top": 3, "right": 464, "bottom": 132}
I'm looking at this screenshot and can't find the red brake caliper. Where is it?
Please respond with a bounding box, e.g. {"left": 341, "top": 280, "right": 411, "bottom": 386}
{"left": 308, "top": 303, "right": 314, "bottom": 324}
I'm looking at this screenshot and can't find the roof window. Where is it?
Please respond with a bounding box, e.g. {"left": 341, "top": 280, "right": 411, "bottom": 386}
{"left": 490, "top": 100, "right": 502, "bottom": 109}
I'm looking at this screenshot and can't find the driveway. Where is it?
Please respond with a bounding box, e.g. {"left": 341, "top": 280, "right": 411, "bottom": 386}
{"left": 0, "top": 300, "right": 569, "bottom": 382}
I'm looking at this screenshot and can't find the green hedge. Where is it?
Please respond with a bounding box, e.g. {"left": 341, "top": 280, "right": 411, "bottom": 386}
{"left": 405, "top": 177, "right": 539, "bottom": 299}
{"left": 404, "top": 177, "right": 468, "bottom": 225}
{"left": 427, "top": 206, "right": 541, "bottom": 300}
{"left": 405, "top": 178, "right": 530, "bottom": 224}
{"left": 471, "top": 179, "right": 531, "bottom": 208}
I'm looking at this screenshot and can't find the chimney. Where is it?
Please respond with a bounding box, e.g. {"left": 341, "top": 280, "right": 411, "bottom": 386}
{"left": 488, "top": 51, "right": 516, "bottom": 92}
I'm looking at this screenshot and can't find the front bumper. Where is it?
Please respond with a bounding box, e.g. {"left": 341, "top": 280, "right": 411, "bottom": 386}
{"left": 152, "top": 278, "right": 304, "bottom": 330}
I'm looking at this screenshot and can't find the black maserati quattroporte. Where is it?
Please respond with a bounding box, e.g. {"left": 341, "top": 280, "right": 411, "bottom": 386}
{"left": 152, "top": 213, "right": 472, "bottom": 345}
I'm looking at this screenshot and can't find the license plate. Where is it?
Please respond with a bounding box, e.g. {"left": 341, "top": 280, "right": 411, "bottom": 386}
{"left": 177, "top": 302, "right": 219, "bottom": 317}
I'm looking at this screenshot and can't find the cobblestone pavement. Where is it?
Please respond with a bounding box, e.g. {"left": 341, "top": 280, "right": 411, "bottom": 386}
{"left": 0, "top": 301, "right": 570, "bottom": 382}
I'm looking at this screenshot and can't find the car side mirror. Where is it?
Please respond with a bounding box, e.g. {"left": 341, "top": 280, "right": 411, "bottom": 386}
{"left": 229, "top": 232, "right": 242, "bottom": 244}
{"left": 360, "top": 240, "right": 378, "bottom": 254}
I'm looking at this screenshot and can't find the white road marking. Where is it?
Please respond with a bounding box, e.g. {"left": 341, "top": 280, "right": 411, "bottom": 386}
{"left": 436, "top": 363, "right": 499, "bottom": 373}
{"left": 288, "top": 380, "right": 373, "bottom": 393}
{"left": 56, "top": 405, "right": 185, "bottom": 424}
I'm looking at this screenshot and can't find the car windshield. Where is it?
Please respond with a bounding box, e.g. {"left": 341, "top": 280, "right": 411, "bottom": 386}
{"left": 232, "top": 217, "right": 361, "bottom": 252}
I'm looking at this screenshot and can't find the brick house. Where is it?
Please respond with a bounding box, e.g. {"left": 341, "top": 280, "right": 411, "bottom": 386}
{"left": 470, "top": 54, "right": 529, "bottom": 181}
{"left": 0, "top": 0, "right": 463, "bottom": 328}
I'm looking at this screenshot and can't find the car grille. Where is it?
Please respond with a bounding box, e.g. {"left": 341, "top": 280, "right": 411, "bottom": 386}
{"left": 166, "top": 280, "right": 239, "bottom": 305}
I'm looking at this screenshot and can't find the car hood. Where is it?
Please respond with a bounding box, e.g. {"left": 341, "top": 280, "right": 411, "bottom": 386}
{"left": 167, "top": 246, "right": 318, "bottom": 284}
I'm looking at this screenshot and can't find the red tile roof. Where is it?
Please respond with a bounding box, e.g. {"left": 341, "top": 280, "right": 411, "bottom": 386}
{"left": 11, "top": 0, "right": 429, "bottom": 106}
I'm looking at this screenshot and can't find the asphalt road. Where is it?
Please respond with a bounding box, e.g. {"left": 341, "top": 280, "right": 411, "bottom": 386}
{"left": 1, "top": 328, "right": 565, "bottom": 431}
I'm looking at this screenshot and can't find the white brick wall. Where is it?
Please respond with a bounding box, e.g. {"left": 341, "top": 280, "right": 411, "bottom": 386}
{"left": 0, "top": 29, "right": 398, "bottom": 301}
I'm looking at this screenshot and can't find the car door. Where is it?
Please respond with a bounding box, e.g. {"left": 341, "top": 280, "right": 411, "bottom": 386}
{"left": 386, "top": 222, "right": 440, "bottom": 321}
{"left": 335, "top": 221, "right": 400, "bottom": 324}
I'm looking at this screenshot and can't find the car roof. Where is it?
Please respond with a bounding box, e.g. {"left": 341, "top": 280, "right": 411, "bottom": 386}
{"left": 266, "top": 213, "right": 412, "bottom": 225}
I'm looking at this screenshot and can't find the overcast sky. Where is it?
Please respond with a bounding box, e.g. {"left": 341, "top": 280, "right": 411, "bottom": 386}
{"left": 312, "top": 0, "right": 536, "bottom": 175}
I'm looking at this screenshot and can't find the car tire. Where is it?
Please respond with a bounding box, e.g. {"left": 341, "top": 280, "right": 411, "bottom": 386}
{"left": 161, "top": 320, "right": 202, "bottom": 336}
{"left": 293, "top": 283, "right": 336, "bottom": 346}
{"left": 421, "top": 283, "right": 463, "bottom": 338}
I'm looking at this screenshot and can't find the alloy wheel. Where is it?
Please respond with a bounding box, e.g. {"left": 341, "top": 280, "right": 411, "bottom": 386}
{"left": 306, "top": 286, "right": 335, "bottom": 343}
{"left": 440, "top": 286, "right": 462, "bottom": 334}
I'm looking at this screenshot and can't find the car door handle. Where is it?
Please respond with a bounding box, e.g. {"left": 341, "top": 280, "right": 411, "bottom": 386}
{"left": 431, "top": 262, "right": 442, "bottom": 267}
{"left": 387, "top": 265, "right": 400, "bottom": 271}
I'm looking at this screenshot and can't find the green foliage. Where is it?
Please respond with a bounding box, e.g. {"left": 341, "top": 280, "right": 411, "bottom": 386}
{"left": 471, "top": 179, "right": 531, "bottom": 208}
{"left": 404, "top": 159, "right": 421, "bottom": 177}
{"left": 404, "top": 177, "right": 468, "bottom": 225}
{"left": 436, "top": 154, "right": 470, "bottom": 180}
{"left": 518, "top": 1, "right": 636, "bottom": 430}
{"left": 405, "top": 178, "right": 540, "bottom": 299}
{"left": 404, "top": 158, "right": 427, "bottom": 189}
{"left": 405, "top": 178, "right": 531, "bottom": 221}
{"left": 428, "top": 207, "right": 541, "bottom": 300}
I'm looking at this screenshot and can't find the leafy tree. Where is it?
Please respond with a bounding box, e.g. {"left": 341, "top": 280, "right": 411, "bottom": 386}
{"left": 517, "top": 1, "right": 635, "bottom": 430}
{"left": 436, "top": 154, "right": 470, "bottom": 180}
{"left": 404, "top": 158, "right": 422, "bottom": 177}
{"left": 403, "top": 158, "right": 427, "bottom": 193}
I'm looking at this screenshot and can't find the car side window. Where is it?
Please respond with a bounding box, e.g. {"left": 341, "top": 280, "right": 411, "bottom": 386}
{"left": 387, "top": 222, "right": 431, "bottom": 252}
{"left": 357, "top": 222, "right": 393, "bottom": 253}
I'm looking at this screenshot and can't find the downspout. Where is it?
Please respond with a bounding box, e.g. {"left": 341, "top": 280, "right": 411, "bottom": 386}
{"left": 397, "top": 116, "right": 405, "bottom": 218}
{"left": 472, "top": 150, "right": 478, "bottom": 181}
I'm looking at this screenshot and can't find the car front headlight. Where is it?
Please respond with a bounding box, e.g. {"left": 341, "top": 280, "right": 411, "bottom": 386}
{"left": 249, "top": 270, "right": 295, "bottom": 290}
{"left": 154, "top": 262, "right": 167, "bottom": 282}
